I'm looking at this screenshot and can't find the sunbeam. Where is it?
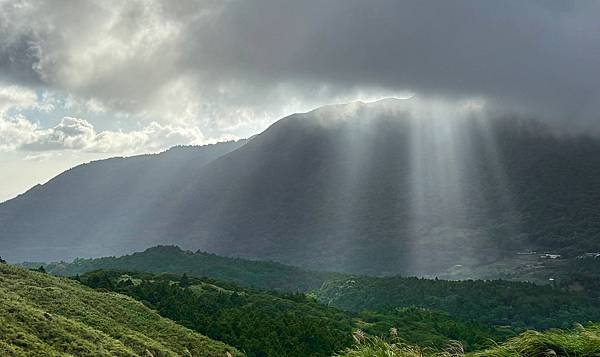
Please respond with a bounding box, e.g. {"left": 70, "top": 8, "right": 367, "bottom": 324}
{"left": 400, "top": 99, "right": 526, "bottom": 276}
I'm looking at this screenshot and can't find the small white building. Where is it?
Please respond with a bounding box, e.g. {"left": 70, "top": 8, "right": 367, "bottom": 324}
{"left": 517, "top": 250, "right": 537, "bottom": 255}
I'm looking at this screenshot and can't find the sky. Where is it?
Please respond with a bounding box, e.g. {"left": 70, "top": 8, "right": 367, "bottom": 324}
{"left": 1, "top": 0, "right": 599, "bottom": 202}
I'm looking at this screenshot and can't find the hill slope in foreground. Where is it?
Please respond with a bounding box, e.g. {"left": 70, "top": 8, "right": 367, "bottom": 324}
{"left": 0, "top": 264, "right": 240, "bottom": 356}
{"left": 338, "top": 324, "right": 600, "bottom": 357}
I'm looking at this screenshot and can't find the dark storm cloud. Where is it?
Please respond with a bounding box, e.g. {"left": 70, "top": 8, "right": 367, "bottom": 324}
{"left": 187, "top": 0, "right": 600, "bottom": 122}
{"left": 0, "top": 33, "right": 43, "bottom": 86}
{"left": 1, "top": 0, "right": 599, "bottom": 130}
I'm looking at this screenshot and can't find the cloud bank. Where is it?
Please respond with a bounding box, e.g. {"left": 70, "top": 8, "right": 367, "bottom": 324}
{"left": 1, "top": 0, "right": 600, "bottom": 143}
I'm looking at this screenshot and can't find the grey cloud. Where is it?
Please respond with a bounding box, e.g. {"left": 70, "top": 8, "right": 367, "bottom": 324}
{"left": 1, "top": 0, "right": 600, "bottom": 133}
{"left": 0, "top": 34, "right": 43, "bottom": 86}
{"left": 194, "top": 0, "right": 600, "bottom": 121}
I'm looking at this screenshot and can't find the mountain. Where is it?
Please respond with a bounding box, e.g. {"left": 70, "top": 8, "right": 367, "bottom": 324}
{"left": 0, "top": 263, "right": 240, "bottom": 356}
{"left": 0, "top": 140, "right": 246, "bottom": 262}
{"left": 3, "top": 98, "right": 600, "bottom": 275}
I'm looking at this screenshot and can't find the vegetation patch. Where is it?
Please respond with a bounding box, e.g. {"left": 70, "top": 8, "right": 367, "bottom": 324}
{"left": 0, "top": 264, "right": 240, "bottom": 356}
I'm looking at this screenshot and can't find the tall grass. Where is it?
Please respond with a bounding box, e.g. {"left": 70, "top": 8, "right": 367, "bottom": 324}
{"left": 338, "top": 324, "right": 600, "bottom": 357}
{"left": 471, "top": 324, "right": 600, "bottom": 357}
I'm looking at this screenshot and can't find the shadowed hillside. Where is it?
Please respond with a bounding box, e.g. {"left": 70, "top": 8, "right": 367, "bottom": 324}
{"left": 3, "top": 99, "right": 600, "bottom": 276}
{"left": 314, "top": 276, "right": 600, "bottom": 331}
{"left": 0, "top": 140, "right": 246, "bottom": 262}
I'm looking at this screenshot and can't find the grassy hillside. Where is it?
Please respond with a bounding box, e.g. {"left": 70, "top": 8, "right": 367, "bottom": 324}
{"left": 337, "top": 324, "right": 600, "bottom": 356}
{"left": 0, "top": 264, "right": 240, "bottom": 356}
{"left": 26, "top": 245, "right": 342, "bottom": 292}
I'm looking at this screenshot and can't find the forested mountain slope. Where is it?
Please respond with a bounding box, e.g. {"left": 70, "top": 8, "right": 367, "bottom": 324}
{"left": 0, "top": 140, "right": 246, "bottom": 262}
{"left": 3, "top": 99, "right": 600, "bottom": 276}
{"left": 314, "top": 276, "right": 600, "bottom": 330}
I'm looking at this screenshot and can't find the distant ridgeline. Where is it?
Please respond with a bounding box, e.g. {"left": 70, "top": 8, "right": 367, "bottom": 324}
{"left": 24, "top": 245, "right": 600, "bottom": 333}
{"left": 4, "top": 99, "right": 600, "bottom": 276}
{"left": 25, "top": 245, "right": 341, "bottom": 292}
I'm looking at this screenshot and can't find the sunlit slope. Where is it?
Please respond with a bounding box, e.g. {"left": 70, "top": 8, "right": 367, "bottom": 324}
{"left": 0, "top": 264, "right": 241, "bottom": 356}
{"left": 0, "top": 140, "right": 246, "bottom": 262}
{"left": 3, "top": 99, "right": 600, "bottom": 275}
{"left": 470, "top": 325, "right": 600, "bottom": 357}
{"left": 162, "top": 99, "right": 600, "bottom": 274}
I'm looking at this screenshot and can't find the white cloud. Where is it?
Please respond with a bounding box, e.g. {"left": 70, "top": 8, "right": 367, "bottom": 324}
{"left": 87, "top": 121, "right": 206, "bottom": 153}
{"left": 0, "top": 84, "right": 38, "bottom": 114}
{"left": 0, "top": 80, "right": 208, "bottom": 155}
{"left": 20, "top": 117, "right": 96, "bottom": 151}
{"left": 23, "top": 152, "right": 56, "bottom": 161}
{"left": 1, "top": 115, "right": 205, "bottom": 154}
{"left": 0, "top": 114, "right": 40, "bottom": 151}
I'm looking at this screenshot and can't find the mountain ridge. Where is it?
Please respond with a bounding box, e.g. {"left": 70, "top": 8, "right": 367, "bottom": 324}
{"left": 3, "top": 99, "right": 600, "bottom": 276}
{"left": 27, "top": 245, "right": 341, "bottom": 292}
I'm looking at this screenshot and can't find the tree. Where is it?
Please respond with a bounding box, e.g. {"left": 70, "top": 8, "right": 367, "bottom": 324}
{"left": 118, "top": 278, "right": 134, "bottom": 288}
{"left": 180, "top": 273, "right": 190, "bottom": 288}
